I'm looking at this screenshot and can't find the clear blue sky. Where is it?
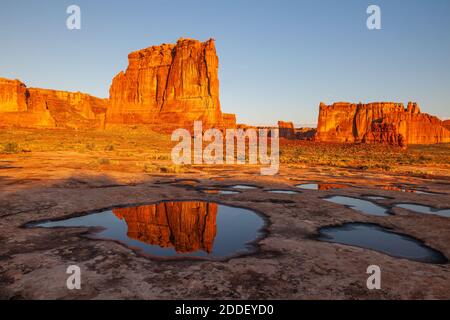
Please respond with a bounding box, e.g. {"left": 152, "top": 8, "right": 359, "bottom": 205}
{"left": 1, "top": 0, "right": 449, "bottom": 125}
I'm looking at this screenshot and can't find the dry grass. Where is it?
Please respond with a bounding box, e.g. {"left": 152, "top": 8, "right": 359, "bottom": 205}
{"left": 279, "top": 140, "right": 450, "bottom": 174}
{"left": 1, "top": 128, "right": 449, "bottom": 176}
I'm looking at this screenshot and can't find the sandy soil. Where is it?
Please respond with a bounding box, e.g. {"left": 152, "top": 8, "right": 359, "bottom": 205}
{"left": 0, "top": 151, "right": 449, "bottom": 300}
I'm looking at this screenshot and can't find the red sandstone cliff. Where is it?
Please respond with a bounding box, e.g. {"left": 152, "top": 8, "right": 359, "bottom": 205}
{"left": 0, "top": 78, "right": 107, "bottom": 129}
{"left": 315, "top": 102, "right": 450, "bottom": 146}
{"left": 108, "top": 38, "right": 231, "bottom": 132}
{"left": 113, "top": 202, "right": 217, "bottom": 254}
{"left": 0, "top": 38, "right": 236, "bottom": 131}
{"left": 278, "top": 121, "right": 295, "bottom": 139}
{"left": 444, "top": 120, "right": 450, "bottom": 131}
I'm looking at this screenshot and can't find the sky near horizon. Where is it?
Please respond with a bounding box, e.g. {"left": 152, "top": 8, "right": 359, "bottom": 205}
{"left": 0, "top": 0, "right": 449, "bottom": 126}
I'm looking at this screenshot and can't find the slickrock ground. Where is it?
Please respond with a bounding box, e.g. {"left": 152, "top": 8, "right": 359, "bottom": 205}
{"left": 0, "top": 129, "right": 449, "bottom": 300}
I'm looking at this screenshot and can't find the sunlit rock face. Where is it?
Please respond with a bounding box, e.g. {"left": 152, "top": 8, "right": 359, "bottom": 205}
{"left": 443, "top": 120, "right": 450, "bottom": 131}
{"left": 0, "top": 77, "right": 107, "bottom": 129}
{"left": 278, "top": 121, "right": 295, "bottom": 139}
{"left": 222, "top": 113, "right": 237, "bottom": 129}
{"left": 113, "top": 202, "right": 218, "bottom": 254}
{"left": 1, "top": 39, "right": 236, "bottom": 131}
{"left": 108, "top": 38, "right": 232, "bottom": 132}
{"left": 316, "top": 102, "right": 450, "bottom": 146}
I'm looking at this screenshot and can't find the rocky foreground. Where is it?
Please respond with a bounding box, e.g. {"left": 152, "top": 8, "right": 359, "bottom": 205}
{"left": 0, "top": 131, "right": 449, "bottom": 299}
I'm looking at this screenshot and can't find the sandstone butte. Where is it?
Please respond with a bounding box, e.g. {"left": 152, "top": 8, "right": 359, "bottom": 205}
{"left": 0, "top": 38, "right": 236, "bottom": 132}
{"left": 315, "top": 102, "right": 450, "bottom": 147}
{"left": 278, "top": 121, "right": 296, "bottom": 139}
{"left": 113, "top": 202, "right": 217, "bottom": 254}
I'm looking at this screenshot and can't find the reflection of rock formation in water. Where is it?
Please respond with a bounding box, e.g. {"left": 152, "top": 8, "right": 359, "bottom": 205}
{"left": 113, "top": 202, "right": 217, "bottom": 254}
{"left": 317, "top": 183, "right": 347, "bottom": 190}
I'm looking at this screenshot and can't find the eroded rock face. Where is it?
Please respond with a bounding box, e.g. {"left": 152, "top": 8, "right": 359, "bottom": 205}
{"left": 316, "top": 102, "right": 450, "bottom": 146}
{"left": 222, "top": 113, "right": 237, "bottom": 129}
{"left": 278, "top": 121, "right": 295, "bottom": 139}
{"left": 0, "top": 78, "right": 107, "bottom": 129}
{"left": 113, "top": 202, "right": 217, "bottom": 254}
{"left": 444, "top": 120, "right": 450, "bottom": 131}
{"left": 108, "top": 38, "right": 231, "bottom": 132}
{"left": 1, "top": 39, "right": 236, "bottom": 131}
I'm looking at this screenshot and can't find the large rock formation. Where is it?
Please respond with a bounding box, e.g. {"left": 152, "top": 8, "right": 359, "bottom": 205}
{"left": 0, "top": 78, "right": 107, "bottom": 129}
{"left": 316, "top": 102, "right": 450, "bottom": 146}
{"left": 108, "top": 38, "right": 231, "bottom": 132}
{"left": 0, "top": 38, "right": 237, "bottom": 131}
{"left": 278, "top": 121, "right": 295, "bottom": 139}
{"left": 113, "top": 201, "right": 217, "bottom": 254}
{"left": 444, "top": 120, "right": 450, "bottom": 131}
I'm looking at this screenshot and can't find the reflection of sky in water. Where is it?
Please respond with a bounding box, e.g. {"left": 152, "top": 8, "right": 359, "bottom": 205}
{"left": 296, "top": 184, "right": 320, "bottom": 190}
{"left": 318, "top": 223, "right": 447, "bottom": 264}
{"left": 36, "top": 203, "right": 264, "bottom": 258}
{"left": 267, "top": 190, "right": 299, "bottom": 195}
{"left": 324, "top": 196, "right": 390, "bottom": 216}
{"left": 395, "top": 204, "right": 450, "bottom": 218}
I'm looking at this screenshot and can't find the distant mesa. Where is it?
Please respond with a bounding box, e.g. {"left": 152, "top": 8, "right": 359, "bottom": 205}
{"left": 0, "top": 38, "right": 236, "bottom": 132}
{"left": 0, "top": 78, "right": 107, "bottom": 129}
{"left": 315, "top": 102, "right": 450, "bottom": 147}
{"left": 278, "top": 121, "right": 295, "bottom": 139}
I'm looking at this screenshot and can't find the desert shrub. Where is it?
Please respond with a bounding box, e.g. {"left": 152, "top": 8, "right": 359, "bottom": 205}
{"left": 85, "top": 142, "right": 96, "bottom": 151}
{"left": 98, "top": 158, "right": 110, "bottom": 165}
{"left": 2, "top": 142, "right": 20, "bottom": 154}
{"left": 104, "top": 144, "right": 115, "bottom": 151}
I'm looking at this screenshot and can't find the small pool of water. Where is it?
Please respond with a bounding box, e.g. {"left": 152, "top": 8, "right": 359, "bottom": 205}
{"left": 395, "top": 204, "right": 450, "bottom": 218}
{"left": 230, "top": 185, "right": 259, "bottom": 190}
{"left": 324, "top": 196, "right": 390, "bottom": 216}
{"left": 365, "top": 195, "right": 391, "bottom": 200}
{"left": 202, "top": 189, "right": 241, "bottom": 195}
{"left": 296, "top": 183, "right": 348, "bottom": 191}
{"left": 266, "top": 190, "right": 300, "bottom": 195}
{"left": 318, "top": 223, "right": 447, "bottom": 264}
{"left": 32, "top": 201, "right": 265, "bottom": 259}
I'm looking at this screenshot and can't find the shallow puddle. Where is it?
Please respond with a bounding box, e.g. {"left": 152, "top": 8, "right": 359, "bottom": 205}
{"left": 296, "top": 183, "right": 348, "bottom": 191}
{"left": 230, "top": 185, "right": 259, "bottom": 190}
{"left": 324, "top": 196, "right": 390, "bottom": 216}
{"left": 365, "top": 196, "right": 391, "bottom": 200}
{"left": 395, "top": 204, "right": 450, "bottom": 218}
{"left": 266, "top": 190, "right": 300, "bottom": 195}
{"left": 318, "top": 223, "right": 447, "bottom": 264}
{"left": 33, "top": 201, "right": 265, "bottom": 258}
{"left": 202, "top": 189, "right": 241, "bottom": 195}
